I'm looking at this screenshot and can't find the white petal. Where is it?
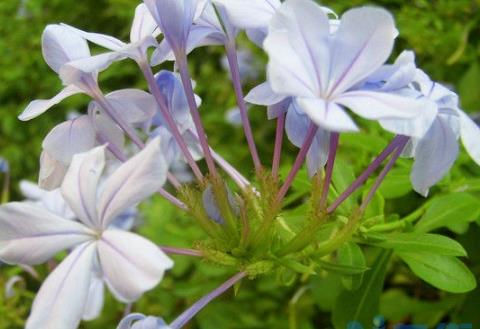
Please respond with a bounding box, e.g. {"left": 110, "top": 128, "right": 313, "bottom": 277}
{"left": 327, "top": 7, "right": 397, "bottom": 96}
{"left": 151, "top": 40, "right": 175, "bottom": 65}
{"left": 82, "top": 275, "right": 105, "bottom": 321}
{"left": 42, "top": 24, "right": 91, "bottom": 73}
{"left": 98, "top": 230, "right": 173, "bottom": 302}
{"left": 285, "top": 100, "right": 311, "bottom": 147}
{"left": 0, "top": 202, "right": 94, "bottom": 265}
{"left": 104, "top": 89, "right": 157, "bottom": 124}
{"left": 212, "top": 0, "right": 280, "bottom": 29}
{"left": 18, "top": 85, "right": 82, "bottom": 121}
{"left": 38, "top": 150, "right": 69, "bottom": 191}
{"left": 62, "top": 146, "right": 106, "bottom": 228}
{"left": 59, "top": 52, "right": 124, "bottom": 85}
{"left": 459, "top": 112, "right": 480, "bottom": 165}
{"left": 98, "top": 138, "right": 167, "bottom": 228}
{"left": 26, "top": 243, "right": 96, "bottom": 329}
{"left": 306, "top": 129, "right": 330, "bottom": 177}
{"left": 61, "top": 23, "right": 126, "bottom": 51}
{"left": 19, "top": 180, "right": 45, "bottom": 200}
{"left": 411, "top": 116, "right": 459, "bottom": 196}
{"left": 296, "top": 97, "right": 359, "bottom": 132}
{"left": 335, "top": 90, "right": 427, "bottom": 131}
{"left": 245, "top": 82, "right": 286, "bottom": 106}
{"left": 42, "top": 115, "right": 96, "bottom": 164}
{"left": 131, "top": 4, "right": 160, "bottom": 43}
{"left": 265, "top": 0, "right": 330, "bottom": 97}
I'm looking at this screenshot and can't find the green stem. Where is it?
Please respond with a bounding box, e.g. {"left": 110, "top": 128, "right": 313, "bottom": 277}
{"left": 366, "top": 201, "right": 431, "bottom": 233}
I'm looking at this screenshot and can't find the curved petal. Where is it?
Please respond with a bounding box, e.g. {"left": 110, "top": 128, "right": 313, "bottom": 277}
{"left": 265, "top": 0, "right": 330, "bottom": 97}
{"left": 18, "top": 85, "right": 82, "bottom": 121}
{"left": 0, "top": 202, "right": 94, "bottom": 265}
{"left": 98, "top": 230, "right": 173, "bottom": 303}
{"left": 296, "top": 97, "right": 359, "bottom": 132}
{"left": 104, "top": 89, "right": 157, "bottom": 124}
{"left": 306, "top": 129, "right": 330, "bottom": 177}
{"left": 82, "top": 275, "right": 105, "bottom": 321}
{"left": 42, "top": 115, "right": 96, "bottom": 164}
{"left": 61, "top": 23, "right": 126, "bottom": 51}
{"left": 212, "top": 0, "right": 280, "bottom": 29}
{"left": 131, "top": 4, "right": 160, "bottom": 43}
{"left": 25, "top": 242, "right": 96, "bottom": 329}
{"left": 98, "top": 138, "right": 167, "bottom": 228}
{"left": 335, "top": 91, "right": 428, "bottom": 133}
{"left": 285, "top": 100, "right": 311, "bottom": 147}
{"left": 245, "top": 81, "right": 286, "bottom": 106}
{"left": 38, "top": 150, "right": 69, "bottom": 191}
{"left": 327, "top": 7, "right": 397, "bottom": 96}
{"left": 459, "top": 111, "right": 480, "bottom": 165}
{"left": 42, "top": 24, "right": 91, "bottom": 73}
{"left": 61, "top": 146, "right": 106, "bottom": 228}
{"left": 411, "top": 116, "right": 459, "bottom": 196}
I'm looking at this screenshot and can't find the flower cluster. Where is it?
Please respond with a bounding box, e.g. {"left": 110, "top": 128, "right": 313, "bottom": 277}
{"left": 1, "top": 0, "right": 479, "bottom": 328}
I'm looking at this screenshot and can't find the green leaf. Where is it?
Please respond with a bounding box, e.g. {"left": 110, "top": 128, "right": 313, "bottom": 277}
{"left": 366, "top": 232, "right": 467, "bottom": 256}
{"left": 332, "top": 250, "right": 392, "bottom": 329}
{"left": 337, "top": 242, "right": 366, "bottom": 290}
{"left": 378, "top": 165, "right": 412, "bottom": 199}
{"left": 317, "top": 259, "right": 369, "bottom": 276}
{"left": 415, "top": 192, "right": 480, "bottom": 233}
{"left": 397, "top": 251, "right": 477, "bottom": 293}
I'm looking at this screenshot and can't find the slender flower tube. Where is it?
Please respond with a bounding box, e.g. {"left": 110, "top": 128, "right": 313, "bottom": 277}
{"left": 319, "top": 133, "right": 340, "bottom": 209}
{"left": 272, "top": 112, "right": 286, "bottom": 179}
{"left": 327, "top": 135, "right": 409, "bottom": 213}
{"left": 276, "top": 123, "right": 318, "bottom": 204}
{"left": 170, "top": 272, "right": 247, "bottom": 329}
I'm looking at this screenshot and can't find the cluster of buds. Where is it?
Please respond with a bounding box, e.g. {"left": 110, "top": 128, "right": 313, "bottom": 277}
{"left": 0, "top": 0, "right": 479, "bottom": 328}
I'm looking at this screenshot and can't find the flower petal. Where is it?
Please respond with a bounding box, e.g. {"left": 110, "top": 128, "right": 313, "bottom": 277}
{"left": 285, "top": 100, "right": 311, "bottom": 147}
{"left": 327, "top": 7, "right": 397, "bottom": 96}
{"left": 131, "top": 4, "right": 160, "bottom": 43}
{"left": 42, "top": 24, "right": 91, "bottom": 73}
{"left": 296, "top": 97, "right": 359, "bottom": 132}
{"left": 61, "top": 23, "right": 126, "bottom": 51}
{"left": 25, "top": 242, "right": 96, "bottom": 329}
{"left": 245, "top": 81, "right": 286, "bottom": 106}
{"left": 98, "top": 138, "right": 167, "bottom": 228}
{"left": 61, "top": 146, "right": 106, "bottom": 228}
{"left": 459, "top": 111, "right": 480, "bottom": 165}
{"left": 103, "top": 89, "right": 157, "bottom": 125}
{"left": 212, "top": 0, "right": 280, "bottom": 29}
{"left": 306, "top": 129, "right": 330, "bottom": 177}
{"left": 98, "top": 230, "right": 173, "bottom": 303}
{"left": 411, "top": 116, "right": 459, "bottom": 196}
{"left": 82, "top": 275, "right": 105, "bottom": 321}
{"left": 18, "top": 85, "right": 82, "bottom": 121}
{"left": 265, "top": 0, "right": 330, "bottom": 97}
{"left": 335, "top": 90, "right": 430, "bottom": 135}
{"left": 42, "top": 115, "right": 96, "bottom": 164}
{"left": 38, "top": 150, "right": 69, "bottom": 191}
{"left": 0, "top": 202, "right": 93, "bottom": 265}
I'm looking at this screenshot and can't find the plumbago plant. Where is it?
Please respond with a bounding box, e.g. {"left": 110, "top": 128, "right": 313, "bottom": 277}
{"left": 1, "top": 0, "right": 480, "bottom": 328}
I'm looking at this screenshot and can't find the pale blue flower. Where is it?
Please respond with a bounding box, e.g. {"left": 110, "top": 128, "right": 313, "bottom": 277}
{"left": 0, "top": 158, "right": 8, "bottom": 174}
{"left": 117, "top": 313, "right": 171, "bottom": 329}
{"left": 0, "top": 140, "right": 173, "bottom": 329}
{"left": 263, "top": 0, "right": 431, "bottom": 135}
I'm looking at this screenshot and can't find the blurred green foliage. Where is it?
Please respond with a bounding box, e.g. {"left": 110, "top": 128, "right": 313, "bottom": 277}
{"left": 1, "top": 0, "right": 480, "bottom": 328}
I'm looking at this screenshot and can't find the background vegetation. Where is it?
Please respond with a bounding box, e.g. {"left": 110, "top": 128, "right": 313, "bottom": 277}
{"left": 1, "top": 0, "right": 480, "bottom": 328}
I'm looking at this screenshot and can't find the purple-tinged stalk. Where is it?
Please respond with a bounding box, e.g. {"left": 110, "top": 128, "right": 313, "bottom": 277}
{"left": 272, "top": 112, "right": 286, "bottom": 179}
{"left": 176, "top": 55, "right": 219, "bottom": 178}
{"left": 140, "top": 63, "right": 204, "bottom": 181}
{"left": 90, "top": 108, "right": 187, "bottom": 210}
{"left": 160, "top": 246, "right": 203, "bottom": 257}
{"left": 170, "top": 272, "right": 247, "bottom": 329}
{"left": 319, "top": 133, "right": 339, "bottom": 209}
{"left": 327, "top": 135, "right": 409, "bottom": 213}
{"left": 359, "top": 137, "right": 409, "bottom": 212}
{"left": 276, "top": 123, "right": 318, "bottom": 204}
{"left": 225, "top": 42, "right": 262, "bottom": 172}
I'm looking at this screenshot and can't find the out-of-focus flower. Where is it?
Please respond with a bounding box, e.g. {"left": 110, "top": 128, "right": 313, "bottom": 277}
{"left": 0, "top": 139, "right": 173, "bottom": 329}
{"left": 117, "top": 313, "right": 171, "bottom": 329}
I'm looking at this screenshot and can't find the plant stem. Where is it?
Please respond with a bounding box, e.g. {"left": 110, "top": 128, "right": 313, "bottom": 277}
{"left": 319, "top": 132, "right": 339, "bottom": 209}
{"left": 327, "top": 135, "right": 409, "bottom": 213}
{"left": 160, "top": 246, "right": 203, "bottom": 257}
{"left": 170, "top": 272, "right": 247, "bottom": 329}
{"left": 276, "top": 123, "right": 318, "bottom": 204}
{"left": 272, "top": 112, "right": 286, "bottom": 179}
{"left": 359, "top": 137, "right": 409, "bottom": 213}
{"left": 225, "top": 43, "right": 262, "bottom": 172}
{"left": 366, "top": 201, "right": 430, "bottom": 233}
{"left": 140, "top": 62, "right": 204, "bottom": 181}
{"left": 176, "top": 55, "right": 219, "bottom": 178}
